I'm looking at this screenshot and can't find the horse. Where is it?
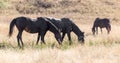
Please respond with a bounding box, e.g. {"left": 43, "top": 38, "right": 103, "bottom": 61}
{"left": 44, "top": 17, "right": 84, "bottom": 45}
{"left": 92, "top": 17, "right": 111, "bottom": 35}
{"left": 9, "top": 16, "right": 62, "bottom": 48}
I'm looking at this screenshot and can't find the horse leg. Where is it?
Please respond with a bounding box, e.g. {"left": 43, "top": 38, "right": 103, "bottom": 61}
{"left": 106, "top": 27, "right": 110, "bottom": 34}
{"left": 17, "top": 30, "right": 24, "bottom": 48}
{"left": 19, "top": 31, "right": 24, "bottom": 48}
{"left": 17, "top": 33, "right": 21, "bottom": 48}
{"left": 96, "top": 27, "right": 98, "bottom": 35}
{"left": 108, "top": 25, "right": 111, "bottom": 34}
{"left": 67, "top": 31, "right": 72, "bottom": 45}
{"left": 100, "top": 28, "right": 103, "bottom": 34}
{"left": 108, "top": 30, "right": 110, "bottom": 34}
{"left": 36, "top": 33, "right": 41, "bottom": 45}
{"left": 41, "top": 31, "right": 47, "bottom": 44}
{"left": 62, "top": 32, "right": 66, "bottom": 42}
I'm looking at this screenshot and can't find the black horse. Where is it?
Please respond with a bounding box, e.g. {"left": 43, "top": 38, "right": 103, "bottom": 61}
{"left": 9, "top": 16, "right": 62, "bottom": 48}
{"left": 92, "top": 18, "right": 111, "bottom": 35}
{"left": 45, "top": 17, "right": 84, "bottom": 45}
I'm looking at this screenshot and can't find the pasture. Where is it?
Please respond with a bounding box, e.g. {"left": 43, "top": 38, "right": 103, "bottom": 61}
{"left": 0, "top": 0, "right": 120, "bottom": 63}
{"left": 0, "top": 15, "right": 120, "bottom": 63}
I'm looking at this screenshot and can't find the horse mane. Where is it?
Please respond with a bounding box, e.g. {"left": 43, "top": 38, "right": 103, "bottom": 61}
{"left": 72, "top": 23, "right": 83, "bottom": 37}
{"left": 39, "top": 17, "right": 61, "bottom": 33}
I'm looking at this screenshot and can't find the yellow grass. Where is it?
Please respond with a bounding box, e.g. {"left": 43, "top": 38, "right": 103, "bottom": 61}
{"left": 0, "top": 0, "right": 120, "bottom": 63}
{"left": 0, "top": 21, "right": 120, "bottom": 63}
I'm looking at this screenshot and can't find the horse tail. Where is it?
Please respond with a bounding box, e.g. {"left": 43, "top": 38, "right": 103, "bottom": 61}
{"left": 107, "top": 19, "right": 111, "bottom": 31}
{"left": 108, "top": 24, "right": 111, "bottom": 31}
{"left": 9, "top": 19, "right": 16, "bottom": 37}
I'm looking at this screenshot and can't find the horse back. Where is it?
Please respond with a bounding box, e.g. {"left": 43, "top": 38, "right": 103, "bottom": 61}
{"left": 61, "top": 18, "right": 74, "bottom": 32}
{"left": 94, "top": 18, "right": 110, "bottom": 27}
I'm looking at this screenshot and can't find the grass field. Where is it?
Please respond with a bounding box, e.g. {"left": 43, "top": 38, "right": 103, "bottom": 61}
{"left": 0, "top": 21, "right": 120, "bottom": 63}
{"left": 0, "top": 0, "right": 120, "bottom": 63}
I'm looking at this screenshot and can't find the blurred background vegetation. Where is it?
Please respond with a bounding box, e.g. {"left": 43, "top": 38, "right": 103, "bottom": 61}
{"left": 0, "top": 0, "right": 120, "bottom": 24}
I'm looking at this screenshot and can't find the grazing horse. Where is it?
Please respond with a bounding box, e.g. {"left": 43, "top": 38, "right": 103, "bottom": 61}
{"left": 45, "top": 17, "right": 84, "bottom": 45}
{"left": 92, "top": 18, "right": 111, "bottom": 35}
{"left": 9, "top": 16, "right": 62, "bottom": 48}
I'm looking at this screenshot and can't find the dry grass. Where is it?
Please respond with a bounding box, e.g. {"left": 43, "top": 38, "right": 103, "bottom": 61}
{"left": 0, "top": 45, "right": 120, "bottom": 63}
{"left": 0, "top": 21, "right": 120, "bottom": 63}
{"left": 0, "top": 0, "right": 120, "bottom": 63}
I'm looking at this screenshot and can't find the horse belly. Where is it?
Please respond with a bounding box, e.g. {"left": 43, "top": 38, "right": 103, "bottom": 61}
{"left": 24, "top": 27, "right": 38, "bottom": 33}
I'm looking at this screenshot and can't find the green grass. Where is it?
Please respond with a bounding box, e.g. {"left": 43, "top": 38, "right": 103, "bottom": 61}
{"left": 0, "top": 40, "right": 81, "bottom": 50}
{"left": 1, "top": 37, "right": 120, "bottom": 51}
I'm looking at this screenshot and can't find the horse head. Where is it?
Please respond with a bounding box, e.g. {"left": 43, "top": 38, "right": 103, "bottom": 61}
{"left": 92, "top": 17, "right": 100, "bottom": 35}
{"left": 78, "top": 32, "right": 85, "bottom": 43}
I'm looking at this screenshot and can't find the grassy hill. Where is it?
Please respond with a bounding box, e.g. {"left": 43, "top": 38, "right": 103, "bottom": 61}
{"left": 0, "top": 0, "right": 120, "bottom": 24}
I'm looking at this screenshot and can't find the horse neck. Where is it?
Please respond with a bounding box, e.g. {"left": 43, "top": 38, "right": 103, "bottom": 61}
{"left": 47, "top": 20, "right": 61, "bottom": 34}
{"left": 92, "top": 20, "right": 97, "bottom": 30}
{"left": 72, "top": 23, "right": 82, "bottom": 37}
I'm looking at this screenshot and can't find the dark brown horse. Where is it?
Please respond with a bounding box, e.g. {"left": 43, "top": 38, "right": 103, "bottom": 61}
{"left": 45, "top": 17, "right": 85, "bottom": 45}
{"left": 9, "top": 16, "right": 62, "bottom": 48}
{"left": 92, "top": 18, "right": 111, "bottom": 35}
